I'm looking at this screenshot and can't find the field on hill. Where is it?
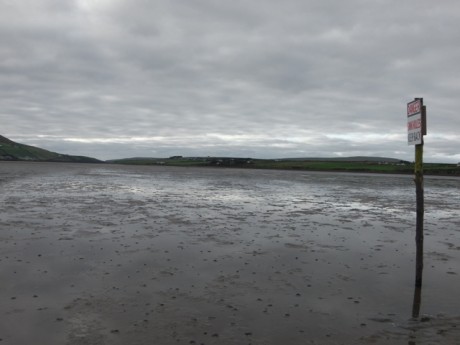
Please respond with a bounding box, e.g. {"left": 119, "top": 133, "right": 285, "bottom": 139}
{"left": 109, "top": 157, "right": 460, "bottom": 176}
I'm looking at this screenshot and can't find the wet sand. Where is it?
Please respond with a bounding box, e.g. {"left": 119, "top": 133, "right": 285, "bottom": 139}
{"left": 1, "top": 162, "right": 459, "bottom": 344}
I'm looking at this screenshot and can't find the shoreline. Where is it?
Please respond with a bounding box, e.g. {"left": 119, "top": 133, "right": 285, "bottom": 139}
{"left": 3, "top": 159, "right": 459, "bottom": 177}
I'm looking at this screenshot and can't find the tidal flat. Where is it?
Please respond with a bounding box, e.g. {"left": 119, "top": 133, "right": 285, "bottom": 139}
{"left": 1, "top": 162, "right": 459, "bottom": 344}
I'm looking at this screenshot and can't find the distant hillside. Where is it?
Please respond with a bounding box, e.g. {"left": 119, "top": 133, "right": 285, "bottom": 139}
{"left": 277, "top": 156, "right": 409, "bottom": 163}
{"left": 0, "top": 135, "right": 101, "bottom": 163}
{"left": 106, "top": 155, "right": 459, "bottom": 175}
{"left": 108, "top": 155, "right": 409, "bottom": 165}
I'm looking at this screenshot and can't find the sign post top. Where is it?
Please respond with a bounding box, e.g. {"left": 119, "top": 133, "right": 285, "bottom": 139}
{"left": 407, "top": 99, "right": 422, "bottom": 117}
{"left": 407, "top": 98, "right": 425, "bottom": 145}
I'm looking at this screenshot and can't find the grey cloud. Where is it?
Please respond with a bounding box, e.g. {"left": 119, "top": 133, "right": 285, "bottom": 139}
{"left": 1, "top": 0, "right": 459, "bottom": 162}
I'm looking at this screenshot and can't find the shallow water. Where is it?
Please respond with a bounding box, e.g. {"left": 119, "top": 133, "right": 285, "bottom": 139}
{"left": 1, "top": 162, "right": 459, "bottom": 344}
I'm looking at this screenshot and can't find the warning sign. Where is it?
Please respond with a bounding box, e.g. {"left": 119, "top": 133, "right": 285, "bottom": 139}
{"left": 407, "top": 99, "right": 423, "bottom": 145}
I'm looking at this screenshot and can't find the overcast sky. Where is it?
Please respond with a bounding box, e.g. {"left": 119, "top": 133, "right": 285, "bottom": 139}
{"left": 1, "top": 0, "right": 459, "bottom": 162}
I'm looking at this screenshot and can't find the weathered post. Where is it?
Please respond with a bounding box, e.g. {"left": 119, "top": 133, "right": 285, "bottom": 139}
{"left": 414, "top": 138, "right": 424, "bottom": 287}
{"left": 407, "top": 98, "right": 426, "bottom": 318}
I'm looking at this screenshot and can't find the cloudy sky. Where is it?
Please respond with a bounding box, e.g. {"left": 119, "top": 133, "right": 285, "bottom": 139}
{"left": 1, "top": 0, "right": 459, "bottom": 162}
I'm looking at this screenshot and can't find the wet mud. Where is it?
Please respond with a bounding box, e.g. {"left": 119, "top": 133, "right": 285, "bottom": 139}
{"left": 1, "top": 162, "right": 459, "bottom": 344}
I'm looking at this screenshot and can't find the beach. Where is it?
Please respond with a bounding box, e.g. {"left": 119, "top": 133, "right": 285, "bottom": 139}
{"left": 1, "top": 162, "right": 459, "bottom": 344}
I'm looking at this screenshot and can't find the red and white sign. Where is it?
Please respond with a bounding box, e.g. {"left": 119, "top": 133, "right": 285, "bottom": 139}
{"left": 407, "top": 99, "right": 422, "bottom": 145}
{"left": 407, "top": 100, "right": 421, "bottom": 116}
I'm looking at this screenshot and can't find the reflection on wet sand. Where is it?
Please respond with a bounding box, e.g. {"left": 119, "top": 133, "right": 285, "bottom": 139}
{"left": 412, "top": 286, "right": 422, "bottom": 319}
{"left": 408, "top": 286, "right": 422, "bottom": 345}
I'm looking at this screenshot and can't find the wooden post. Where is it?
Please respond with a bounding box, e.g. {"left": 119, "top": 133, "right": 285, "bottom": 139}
{"left": 414, "top": 141, "right": 424, "bottom": 287}
{"left": 408, "top": 98, "right": 426, "bottom": 319}
{"left": 412, "top": 140, "right": 424, "bottom": 318}
{"left": 413, "top": 101, "right": 425, "bottom": 288}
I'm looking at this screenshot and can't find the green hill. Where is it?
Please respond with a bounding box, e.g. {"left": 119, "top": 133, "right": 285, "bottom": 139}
{"left": 0, "top": 135, "right": 101, "bottom": 163}
{"left": 108, "top": 155, "right": 459, "bottom": 175}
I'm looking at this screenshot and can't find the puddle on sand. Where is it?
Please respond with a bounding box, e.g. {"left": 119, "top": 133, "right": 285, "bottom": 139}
{"left": 0, "top": 162, "right": 459, "bottom": 344}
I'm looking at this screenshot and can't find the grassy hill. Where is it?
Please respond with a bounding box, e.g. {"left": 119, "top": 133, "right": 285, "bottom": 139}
{"left": 108, "top": 156, "right": 459, "bottom": 176}
{"left": 0, "top": 135, "right": 101, "bottom": 163}
{"left": 2, "top": 134, "right": 457, "bottom": 175}
{"left": 251, "top": 159, "right": 459, "bottom": 175}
